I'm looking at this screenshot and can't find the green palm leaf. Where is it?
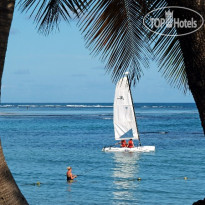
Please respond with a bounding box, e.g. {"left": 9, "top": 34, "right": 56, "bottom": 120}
{"left": 153, "top": 34, "right": 188, "bottom": 93}
{"left": 79, "top": 0, "right": 155, "bottom": 84}
{"left": 80, "top": 0, "right": 188, "bottom": 91}
{"left": 17, "top": 0, "right": 189, "bottom": 91}
{"left": 18, "top": 0, "right": 87, "bottom": 34}
{"left": 149, "top": 6, "right": 188, "bottom": 93}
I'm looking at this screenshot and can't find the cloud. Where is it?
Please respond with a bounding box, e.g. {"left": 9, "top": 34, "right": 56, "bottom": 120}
{"left": 91, "top": 66, "right": 105, "bottom": 70}
{"left": 1, "top": 84, "right": 14, "bottom": 89}
{"left": 71, "top": 74, "right": 87, "bottom": 77}
{"left": 14, "top": 69, "right": 30, "bottom": 75}
{"left": 10, "top": 28, "right": 20, "bottom": 35}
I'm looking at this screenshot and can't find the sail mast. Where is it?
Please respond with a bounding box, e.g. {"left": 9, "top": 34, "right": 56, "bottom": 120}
{"left": 126, "top": 73, "right": 142, "bottom": 146}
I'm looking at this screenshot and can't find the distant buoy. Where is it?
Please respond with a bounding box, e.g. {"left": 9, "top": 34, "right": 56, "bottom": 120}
{"left": 137, "top": 177, "right": 141, "bottom": 181}
{"left": 184, "top": 177, "right": 188, "bottom": 180}
{"left": 36, "top": 181, "right": 41, "bottom": 186}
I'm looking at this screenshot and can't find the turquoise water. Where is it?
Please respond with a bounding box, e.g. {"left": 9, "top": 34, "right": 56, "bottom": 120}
{"left": 0, "top": 103, "right": 204, "bottom": 205}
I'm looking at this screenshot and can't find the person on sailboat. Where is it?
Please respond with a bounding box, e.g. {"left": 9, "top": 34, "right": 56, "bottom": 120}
{"left": 67, "top": 167, "right": 77, "bottom": 181}
{"left": 121, "top": 140, "right": 127, "bottom": 147}
{"left": 128, "top": 139, "right": 134, "bottom": 148}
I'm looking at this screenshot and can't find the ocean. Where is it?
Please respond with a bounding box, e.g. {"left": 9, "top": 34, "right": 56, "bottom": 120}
{"left": 0, "top": 103, "right": 204, "bottom": 205}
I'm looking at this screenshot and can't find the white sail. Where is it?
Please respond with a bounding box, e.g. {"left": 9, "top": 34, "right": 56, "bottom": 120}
{"left": 114, "top": 75, "right": 139, "bottom": 140}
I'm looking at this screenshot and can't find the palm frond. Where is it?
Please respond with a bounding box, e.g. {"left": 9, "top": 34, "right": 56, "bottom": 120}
{"left": 148, "top": 5, "right": 189, "bottom": 93}
{"left": 79, "top": 0, "right": 157, "bottom": 85}
{"left": 80, "top": 0, "right": 188, "bottom": 92}
{"left": 17, "top": 0, "right": 87, "bottom": 34}
{"left": 154, "top": 36, "right": 188, "bottom": 93}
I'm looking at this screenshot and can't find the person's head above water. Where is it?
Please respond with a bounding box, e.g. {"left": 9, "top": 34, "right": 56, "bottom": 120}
{"left": 67, "top": 166, "right": 72, "bottom": 170}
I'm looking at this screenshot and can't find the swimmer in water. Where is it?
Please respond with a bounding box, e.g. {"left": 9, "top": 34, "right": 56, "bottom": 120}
{"left": 66, "top": 166, "right": 77, "bottom": 181}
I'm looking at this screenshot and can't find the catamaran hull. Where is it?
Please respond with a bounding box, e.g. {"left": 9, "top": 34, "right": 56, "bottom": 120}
{"left": 102, "top": 146, "right": 155, "bottom": 152}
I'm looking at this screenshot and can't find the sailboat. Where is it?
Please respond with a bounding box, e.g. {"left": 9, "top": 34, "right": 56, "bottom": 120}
{"left": 102, "top": 72, "right": 155, "bottom": 152}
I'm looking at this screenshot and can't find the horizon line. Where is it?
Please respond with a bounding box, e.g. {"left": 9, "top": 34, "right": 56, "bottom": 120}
{"left": 0, "top": 102, "right": 195, "bottom": 104}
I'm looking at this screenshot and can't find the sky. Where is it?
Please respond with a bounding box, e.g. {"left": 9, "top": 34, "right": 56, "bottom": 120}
{"left": 2, "top": 9, "right": 194, "bottom": 103}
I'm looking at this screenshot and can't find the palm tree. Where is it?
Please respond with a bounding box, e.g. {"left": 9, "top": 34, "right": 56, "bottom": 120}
{"left": 0, "top": 140, "right": 28, "bottom": 204}
{"left": 167, "top": 0, "right": 205, "bottom": 135}
{"left": 0, "top": 0, "right": 86, "bottom": 203}
{"left": 0, "top": 1, "right": 28, "bottom": 203}
{"left": 79, "top": 0, "right": 205, "bottom": 134}
{"left": 0, "top": 1, "right": 15, "bottom": 98}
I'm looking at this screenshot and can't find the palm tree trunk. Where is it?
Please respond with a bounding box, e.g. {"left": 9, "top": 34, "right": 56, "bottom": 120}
{"left": 166, "top": 0, "right": 205, "bottom": 134}
{"left": 0, "top": 0, "right": 15, "bottom": 97}
{"left": 0, "top": 140, "right": 28, "bottom": 204}
{"left": 0, "top": 1, "right": 29, "bottom": 204}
